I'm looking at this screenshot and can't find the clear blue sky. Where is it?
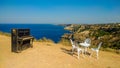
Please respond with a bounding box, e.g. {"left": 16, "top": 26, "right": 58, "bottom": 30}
{"left": 0, "top": 0, "right": 120, "bottom": 24}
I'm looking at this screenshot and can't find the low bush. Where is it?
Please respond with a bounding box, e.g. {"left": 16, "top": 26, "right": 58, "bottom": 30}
{"left": 37, "top": 37, "right": 54, "bottom": 43}
{"left": 0, "top": 31, "right": 11, "bottom": 37}
{"left": 58, "top": 38, "right": 71, "bottom": 46}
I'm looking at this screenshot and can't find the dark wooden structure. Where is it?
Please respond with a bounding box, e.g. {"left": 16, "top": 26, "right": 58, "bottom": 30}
{"left": 11, "top": 29, "right": 34, "bottom": 53}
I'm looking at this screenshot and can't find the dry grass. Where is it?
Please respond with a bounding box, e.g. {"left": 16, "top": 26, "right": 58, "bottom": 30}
{"left": 0, "top": 31, "right": 11, "bottom": 37}
{"left": 0, "top": 35, "right": 120, "bottom": 68}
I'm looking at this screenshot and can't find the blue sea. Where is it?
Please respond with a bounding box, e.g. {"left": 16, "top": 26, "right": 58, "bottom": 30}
{"left": 0, "top": 24, "right": 69, "bottom": 43}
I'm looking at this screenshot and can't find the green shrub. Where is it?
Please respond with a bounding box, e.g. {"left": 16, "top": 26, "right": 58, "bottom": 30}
{"left": 37, "top": 37, "right": 54, "bottom": 43}
{"left": 58, "top": 38, "right": 71, "bottom": 46}
{"left": 93, "top": 30, "right": 110, "bottom": 38}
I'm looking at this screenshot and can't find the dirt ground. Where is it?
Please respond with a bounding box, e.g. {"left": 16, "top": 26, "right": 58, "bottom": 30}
{"left": 0, "top": 35, "right": 120, "bottom": 68}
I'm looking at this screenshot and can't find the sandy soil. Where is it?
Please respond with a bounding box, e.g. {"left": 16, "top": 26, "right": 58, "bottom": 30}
{"left": 0, "top": 35, "right": 120, "bottom": 68}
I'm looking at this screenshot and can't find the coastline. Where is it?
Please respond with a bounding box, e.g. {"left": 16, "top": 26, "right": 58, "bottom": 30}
{"left": 0, "top": 24, "right": 69, "bottom": 43}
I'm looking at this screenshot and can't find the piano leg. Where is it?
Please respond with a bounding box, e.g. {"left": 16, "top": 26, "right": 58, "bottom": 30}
{"left": 20, "top": 41, "right": 23, "bottom": 52}
{"left": 16, "top": 42, "right": 19, "bottom": 53}
{"left": 17, "top": 41, "right": 22, "bottom": 53}
{"left": 30, "top": 39, "right": 33, "bottom": 48}
{"left": 16, "top": 43, "right": 21, "bottom": 53}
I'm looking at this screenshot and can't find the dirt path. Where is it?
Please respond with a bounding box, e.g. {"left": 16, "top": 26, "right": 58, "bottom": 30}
{"left": 0, "top": 35, "right": 120, "bottom": 68}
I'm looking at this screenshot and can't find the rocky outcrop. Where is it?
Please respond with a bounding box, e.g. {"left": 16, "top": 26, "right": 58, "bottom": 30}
{"left": 62, "top": 23, "right": 120, "bottom": 50}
